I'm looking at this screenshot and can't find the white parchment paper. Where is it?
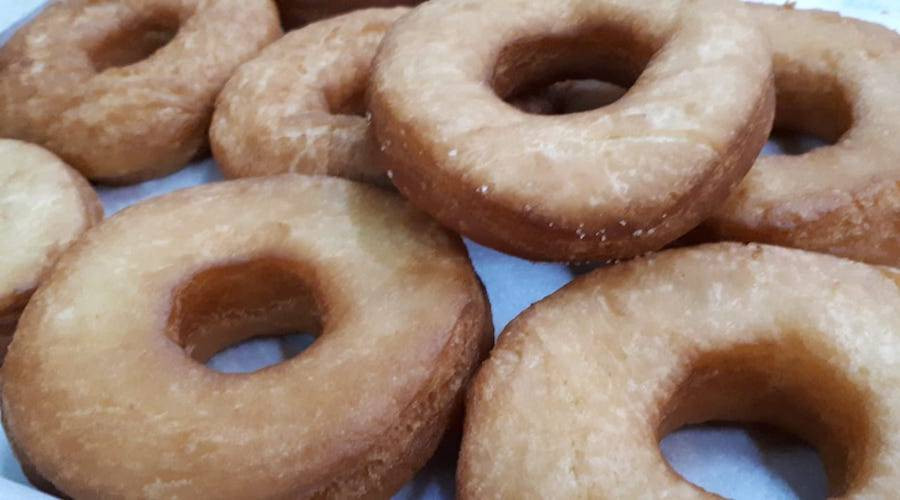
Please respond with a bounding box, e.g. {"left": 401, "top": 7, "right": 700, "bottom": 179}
{"left": 0, "top": 1, "right": 896, "bottom": 498}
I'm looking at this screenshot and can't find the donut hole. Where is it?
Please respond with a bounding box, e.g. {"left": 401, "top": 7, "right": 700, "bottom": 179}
{"left": 492, "top": 29, "right": 657, "bottom": 115}
{"left": 166, "top": 257, "right": 324, "bottom": 373}
{"left": 763, "top": 130, "right": 832, "bottom": 157}
{"left": 511, "top": 79, "right": 628, "bottom": 115}
{"left": 329, "top": 87, "right": 368, "bottom": 118}
{"left": 660, "top": 423, "right": 828, "bottom": 499}
{"left": 656, "top": 338, "right": 875, "bottom": 497}
{"left": 88, "top": 13, "right": 180, "bottom": 72}
{"left": 764, "top": 68, "right": 854, "bottom": 156}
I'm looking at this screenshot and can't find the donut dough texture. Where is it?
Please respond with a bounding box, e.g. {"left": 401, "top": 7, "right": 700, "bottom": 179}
{"left": 0, "top": 0, "right": 281, "bottom": 184}
{"left": 0, "top": 139, "right": 101, "bottom": 359}
{"left": 2, "top": 175, "right": 492, "bottom": 499}
{"left": 212, "top": 8, "right": 409, "bottom": 185}
{"left": 699, "top": 4, "right": 900, "bottom": 266}
{"left": 369, "top": 0, "right": 775, "bottom": 262}
{"left": 460, "top": 243, "right": 900, "bottom": 498}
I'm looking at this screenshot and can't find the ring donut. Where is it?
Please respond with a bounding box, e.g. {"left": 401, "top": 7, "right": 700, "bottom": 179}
{"left": 0, "top": 0, "right": 281, "bottom": 184}
{"left": 369, "top": 0, "right": 775, "bottom": 262}
{"left": 697, "top": 4, "right": 900, "bottom": 266}
{"left": 0, "top": 139, "right": 101, "bottom": 360}
{"left": 276, "top": 0, "right": 420, "bottom": 29}
{"left": 459, "top": 243, "right": 900, "bottom": 498}
{"left": 212, "top": 8, "right": 408, "bottom": 185}
{"left": 1, "top": 175, "right": 492, "bottom": 498}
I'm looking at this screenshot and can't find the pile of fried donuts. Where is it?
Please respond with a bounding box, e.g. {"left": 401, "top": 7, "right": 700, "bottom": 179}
{"left": 0, "top": 0, "right": 897, "bottom": 498}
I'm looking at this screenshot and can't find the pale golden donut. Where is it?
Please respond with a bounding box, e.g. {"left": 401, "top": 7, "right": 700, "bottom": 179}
{"left": 369, "top": 0, "right": 774, "bottom": 262}
{"left": 695, "top": 4, "right": 900, "bottom": 266}
{"left": 276, "top": 0, "right": 420, "bottom": 29}
{"left": 212, "top": 8, "right": 408, "bottom": 185}
{"left": 1, "top": 175, "right": 492, "bottom": 499}
{"left": 460, "top": 243, "right": 900, "bottom": 498}
{"left": 0, "top": 139, "right": 101, "bottom": 360}
{"left": 0, "top": 0, "right": 281, "bottom": 185}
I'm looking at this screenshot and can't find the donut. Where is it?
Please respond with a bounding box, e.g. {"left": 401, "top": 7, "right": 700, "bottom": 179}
{"left": 369, "top": 0, "right": 775, "bottom": 262}
{"left": 459, "top": 243, "right": 900, "bottom": 498}
{"left": 696, "top": 4, "right": 900, "bottom": 266}
{"left": 0, "top": 0, "right": 281, "bottom": 185}
{"left": 212, "top": 8, "right": 408, "bottom": 185}
{"left": 1, "top": 175, "right": 492, "bottom": 498}
{"left": 0, "top": 139, "right": 102, "bottom": 360}
{"left": 276, "top": 0, "right": 420, "bottom": 29}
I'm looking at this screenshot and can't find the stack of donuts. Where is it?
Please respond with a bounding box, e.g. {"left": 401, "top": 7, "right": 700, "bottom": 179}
{"left": 0, "top": 0, "right": 897, "bottom": 498}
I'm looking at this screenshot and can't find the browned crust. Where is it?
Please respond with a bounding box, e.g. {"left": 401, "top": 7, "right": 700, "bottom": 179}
{"left": 370, "top": 0, "right": 775, "bottom": 262}
{"left": 372, "top": 69, "right": 774, "bottom": 263}
{"left": 1, "top": 176, "right": 494, "bottom": 498}
{"left": 312, "top": 284, "right": 492, "bottom": 499}
{"left": 696, "top": 4, "right": 900, "bottom": 266}
{"left": 457, "top": 243, "right": 900, "bottom": 498}
{"left": 0, "top": 0, "right": 282, "bottom": 184}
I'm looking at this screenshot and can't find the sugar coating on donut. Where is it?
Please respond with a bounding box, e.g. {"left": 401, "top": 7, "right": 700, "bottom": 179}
{"left": 0, "top": 139, "right": 101, "bottom": 327}
{"left": 460, "top": 243, "right": 900, "bottom": 498}
{"left": 700, "top": 4, "right": 900, "bottom": 266}
{"left": 1, "top": 175, "right": 492, "bottom": 499}
{"left": 212, "top": 8, "right": 408, "bottom": 184}
{"left": 369, "top": 0, "right": 775, "bottom": 262}
{"left": 0, "top": 0, "right": 281, "bottom": 184}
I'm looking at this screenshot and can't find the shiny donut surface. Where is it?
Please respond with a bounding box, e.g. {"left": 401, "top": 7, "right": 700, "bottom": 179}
{"left": 212, "top": 8, "right": 408, "bottom": 185}
{"left": 2, "top": 175, "right": 492, "bottom": 499}
{"left": 0, "top": 0, "right": 281, "bottom": 184}
{"left": 369, "top": 0, "right": 775, "bottom": 262}
{"left": 460, "top": 243, "right": 900, "bottom": 498}
{"left": 0, "top": 139, "right": 101, "bottom": 348}
{"left": 700, "top": 4, "right": 900, "bottom": 266}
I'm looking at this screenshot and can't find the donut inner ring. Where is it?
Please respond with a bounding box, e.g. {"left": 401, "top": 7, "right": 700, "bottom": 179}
{"left": 768, "top": 64, "right": 853, "bottom": 147}
{"left": 658, "top": 339, "right": 874, "bottom": 496}
{"left": 166, "top": 257, "right": 323, "bottom": 364}
{"left": 86, "top": 6, "right": 183, "bottom": 72}
{"left": 493, "top": 24, "right": 656, "bottom": 109}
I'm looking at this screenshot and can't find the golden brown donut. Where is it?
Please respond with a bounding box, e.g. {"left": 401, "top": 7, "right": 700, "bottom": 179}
{"left": 276, "top": 0, "right": 420, "bottom": 29}
{"left": 211, "top": 8, "right": 408, "bottom": 185}
{"left": 696, "top": 5, "right": 900, "bottom": 266}
{"left": 459, "top": 243, "right": 900, "bottom": 498}
{"left": 369, "top": 0, "right": 775, "bottom": 262}
{"left": 0, "top": 0, "right": 281, "bottom": 185}
{"left": 0, "top": 139, "right": 102, "bottom": 360}
{"left": 1, "top": 175, "right": 492, "bottom": 499}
